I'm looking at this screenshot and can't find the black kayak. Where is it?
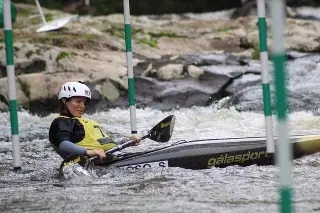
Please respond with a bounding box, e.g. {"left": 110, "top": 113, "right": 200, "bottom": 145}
{"left": 103, "top": 135, "right": 320, "bottom": 170}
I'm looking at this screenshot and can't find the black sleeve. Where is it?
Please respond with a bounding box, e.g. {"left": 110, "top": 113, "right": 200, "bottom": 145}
{"left": 49, "top": 117, "right": 84, "bottom": 147}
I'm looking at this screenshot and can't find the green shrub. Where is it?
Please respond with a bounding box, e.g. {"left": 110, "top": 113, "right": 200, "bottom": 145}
{"left": 252, "top": 43, "right": 260, "bottom": 60}
{"left": 139, "top": 38, "right": 157, "bottom": 48}
{"left": 56, "top": 51, "right": 73, "bottom": 62}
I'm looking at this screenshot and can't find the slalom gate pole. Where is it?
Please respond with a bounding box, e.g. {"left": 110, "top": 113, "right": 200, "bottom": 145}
{"left": 256, "top": 0, "right": 275, "bottom": 153}
{"left": 271, "top": 0, "right": 293, "bottom": 212}
{"left": 3, "top": 0, "right": 21, "bottom": 170}
{"left": 123, "top": 0, "right": 137, "bottom": 134}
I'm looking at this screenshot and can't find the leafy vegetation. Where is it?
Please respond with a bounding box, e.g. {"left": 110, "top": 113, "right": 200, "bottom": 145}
{"left": 30, "top": 31, "right": 100, "bottom": 47}
{"left": 139, "top": 38, "right": 157, "bottom": 48}
{"left": 26, "top": 50, "right": 34, "bottom": 58}
{"left": 149, "top": 31, "right": 186, "bottom": 38}
{"left": 251, "top": 43, "right": 260, "bottom": 60}
{"left": 105, "top": 25, "right": 124, "bottom": 38}
{"left": 81, "top": 33, "right": 100, "bottom": 41}
{"left": 216, "top": 27, "right": 231, "bottom": 32}
{"left": 16, "top": 6, "right": 32, "bottom": 17}
{"left": 44, "top": 13, "right": 54, "bottom": 22}
{"left": 56, "top": 51, "right": 73, "bottom": 62}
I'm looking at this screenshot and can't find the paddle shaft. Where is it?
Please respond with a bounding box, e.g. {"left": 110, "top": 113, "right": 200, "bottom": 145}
{"left": 89, "top": 135, "right": 148, "bottom": 161}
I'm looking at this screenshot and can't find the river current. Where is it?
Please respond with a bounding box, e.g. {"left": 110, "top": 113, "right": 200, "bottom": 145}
{"left": 0, "top": 106, "right": 320, "bottom": 213}
{"left": 2, "top": 6, "right": 320, "bottom": 213}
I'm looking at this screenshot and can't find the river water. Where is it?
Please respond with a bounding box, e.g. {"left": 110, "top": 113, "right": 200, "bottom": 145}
{"left": 2, "top": 6, "right": 320, "bottom": 213}
{"left": 1, "top": 106, "right": 320, "bottom": 213}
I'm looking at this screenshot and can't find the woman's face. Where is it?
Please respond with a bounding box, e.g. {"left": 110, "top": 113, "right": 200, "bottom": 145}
{"left": 65, "top": 96, "right": 87, "bottom": 117}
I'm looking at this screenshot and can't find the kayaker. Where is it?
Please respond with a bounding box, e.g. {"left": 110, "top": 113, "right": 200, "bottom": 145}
{"left": 49, "top": 81, "right": 141, "bottom": 159}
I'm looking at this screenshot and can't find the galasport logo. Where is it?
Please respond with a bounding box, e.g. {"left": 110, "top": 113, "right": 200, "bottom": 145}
{"left": 207, "top": 151, "right": 269, "bottom": 168}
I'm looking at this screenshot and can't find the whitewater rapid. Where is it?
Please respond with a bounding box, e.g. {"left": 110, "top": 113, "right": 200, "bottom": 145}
{"left": 0, "top": 106, "right": 320, "bottom": 213}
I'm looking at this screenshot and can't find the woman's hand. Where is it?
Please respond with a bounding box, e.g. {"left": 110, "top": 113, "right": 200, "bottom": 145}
{"left": 86, "top": 149, "right": 106, "bottom": 159}
{"left": 130, "top": 135, "right": 141, "bottom": 146}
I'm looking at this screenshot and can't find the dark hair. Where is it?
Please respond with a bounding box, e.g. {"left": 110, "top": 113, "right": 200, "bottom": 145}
{"left": 59, "top": 98, "right": 73, "bottom": 117}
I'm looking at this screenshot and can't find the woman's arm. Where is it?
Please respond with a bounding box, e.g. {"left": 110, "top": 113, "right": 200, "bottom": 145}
{"left": 59, "top": 140, "right": 106, "bottom": 159}
{"left": 59, "top": 140, "right": 87, "bottom": 156}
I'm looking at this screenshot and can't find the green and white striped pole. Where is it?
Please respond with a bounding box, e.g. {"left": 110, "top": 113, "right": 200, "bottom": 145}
{"left": 123, "top": 0, "right": 137, "bottom": 134}
{"left": 4, "top": 0, "right": 21, "bottom": 170}
{"left": 256, "top": 0, "right": 274, "bottom": 153}
{"left": 271, "top": 0, "right": 293, "bottom": 212}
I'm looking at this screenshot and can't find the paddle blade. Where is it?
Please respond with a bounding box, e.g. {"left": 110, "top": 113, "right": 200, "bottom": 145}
{"left": 148, "top": 115, "right": 175, "bottom": 142}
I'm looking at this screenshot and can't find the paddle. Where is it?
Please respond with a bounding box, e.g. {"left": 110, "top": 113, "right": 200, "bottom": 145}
{"left": 59, "top": 115, "right": 176, "bottom": 178}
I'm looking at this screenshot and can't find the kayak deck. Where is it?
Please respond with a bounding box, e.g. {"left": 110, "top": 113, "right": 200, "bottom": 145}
{"left": 102, "top": 135, "right": 320, "bottom": 170}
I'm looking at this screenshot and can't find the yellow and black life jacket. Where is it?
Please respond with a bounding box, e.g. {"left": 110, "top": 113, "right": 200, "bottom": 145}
{"left": 49, "top": 116, "right": 116, "bottom": 151}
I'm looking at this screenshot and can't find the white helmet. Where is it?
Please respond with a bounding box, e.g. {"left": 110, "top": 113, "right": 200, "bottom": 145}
{"left": 58, "top": 81, "right": 91, "bottom": 100}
